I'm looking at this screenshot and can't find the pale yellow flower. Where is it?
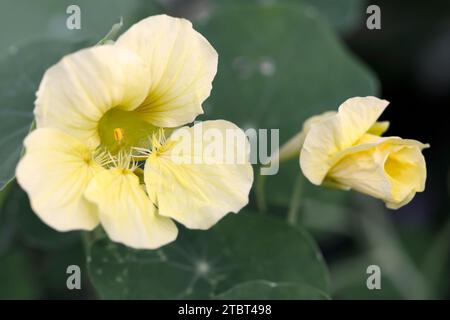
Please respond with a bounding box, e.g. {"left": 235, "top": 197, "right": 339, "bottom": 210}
{"left": 299, "top": 96, "right": 429, "bottom": 209}
{"left": 16, "top": 128, "right": 179, "bottom": 249}
{"left": 34, "top": 14, "right": 218, "bottom": 147}
{"left": 16, "top": 15, "right": 253, "bottom": 249}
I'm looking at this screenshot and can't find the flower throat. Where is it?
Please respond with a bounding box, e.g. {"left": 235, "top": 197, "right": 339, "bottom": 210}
{"left": 97, "top": 107, "right": 158, "bottom": 154}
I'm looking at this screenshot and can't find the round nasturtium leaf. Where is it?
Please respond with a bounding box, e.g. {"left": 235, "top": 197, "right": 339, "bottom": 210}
{"left": 87, "top": 211, "right": 329, "bottom": 299}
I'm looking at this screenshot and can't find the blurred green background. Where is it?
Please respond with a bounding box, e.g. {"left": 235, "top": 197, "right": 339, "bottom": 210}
{"left": 0, "top": 0, "right": 449, "bottom": 299}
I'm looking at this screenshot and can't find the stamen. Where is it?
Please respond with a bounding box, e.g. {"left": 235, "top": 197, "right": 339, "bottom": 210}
{"left": 113, "top": 127, "right": 124, "bottom": 144}
{"left": 93, "top": 148, "right": 114, "bottom": 168}
{"left": 150, "top": 128, "right": 168, "bottom": 153}
{"left": 93, "top": 147, "right": 137, "bottom": 172}
{"left": 132, "top": 146, "right": 151, "bottom": 157}
{"left": 131, "top": 128, "right": 168, "bottom": 160}
{"left": 113, "top": 149, "right": 137, "bottom": 171}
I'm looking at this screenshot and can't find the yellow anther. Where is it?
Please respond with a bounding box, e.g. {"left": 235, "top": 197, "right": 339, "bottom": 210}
{"left": 113, "top": 128, "right": 124, "bottom": 144}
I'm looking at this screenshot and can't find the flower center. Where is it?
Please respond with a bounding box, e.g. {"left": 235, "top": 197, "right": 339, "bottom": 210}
{"left": 98, "top": 107, "right": 158, "bottom": 154}
{"left": 384, "top": 147, "right": 417, "bottom": 185}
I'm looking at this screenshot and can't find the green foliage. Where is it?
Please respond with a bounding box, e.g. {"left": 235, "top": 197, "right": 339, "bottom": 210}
{"left": 0, "top": 0, "right": 371, "bottom": 300}
{"left": 207, "top": 0, "right": 367, "bottom": 33}
{"left": 200, "top": 3, "right": 377, "bottom": 143}
{"left": 0, "top": 182, "right": 94, "bottom": 299}
{"left": 197, "top": 2, "right": 377, "bottom": 206}
{"left": 0, "top": 0, "right": 444, "bottom": 301}
{"left": 0, "top": 0, "right": 161, "bottom": 54}
{"left": 0, "top": 249, "right": 39, "bottom": 299}
{"left": 87, "top": 212, "right": 329, "bottom": 299}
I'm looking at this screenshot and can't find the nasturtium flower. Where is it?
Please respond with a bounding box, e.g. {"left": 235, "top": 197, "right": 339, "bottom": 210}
{"left": 299, "top": 96, "right": 429, "bottom": 209}
{"left": 16, "top": 15, "right": 253, "bottom": 249}
{"left": 35, "top": 14, "right": 218, "bottom": 148}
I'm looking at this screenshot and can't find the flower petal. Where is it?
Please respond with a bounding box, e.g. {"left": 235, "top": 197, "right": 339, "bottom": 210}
{"left": 327, "top": 144, "right": 393, "bottom": 203}
{"left": 35, "top": 45, "right": 151, "bottom": 147}
{"left": 327, "top": 136, "right": 428, "bottom": 209}
{"left": 368, "top": 121, "right": 390, "bottom": 136}
{"left": 300, "top": 96, "right": 389, "bottom": 185}
{"left": 144, "top": 120, "right": 253, "bottom": 229}
{"left": 16, "top": 128, "right": 101, "bottom": 231}
{"left": 383, "top": 139, "right": 428, "bottom": 207}
{"left": 116, "top": 14, "right": 218, "bottom": 127}
{"left": 84, "top": 168, "right": 178, "bottom": 249}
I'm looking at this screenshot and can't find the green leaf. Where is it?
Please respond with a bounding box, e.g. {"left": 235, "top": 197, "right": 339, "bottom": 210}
{"left": 207, "top": 0, "right": 367, "bottom": 33}
{"left": 199, "top": 3, "right": 377, "bottom": 142}
{"left": 0, "top": 0, "right": 162, "bottom": 54}
{"left": 215, "top": 280, "right": 330, "bottom": 299}
{"left": 301, "top": 0, "right": 366, "bottom": 33}
{"left": 197, "top": 3, "right": 378, "bottom": 206}
{"left": 0, "top": 40, "right": 88, "bottom": 190}
{"left": 0, "top": 248, "right": 39, "bottom": 299}
{"left": 87, "top": 211, "right": 329, "bottom": 299}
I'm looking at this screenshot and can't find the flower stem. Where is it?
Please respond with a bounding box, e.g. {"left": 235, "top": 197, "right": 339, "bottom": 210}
{"left": 256, "top": 174, "right": 267, "bottom": 212}
{"left": 287, "top": 173, "right": 304, "bottom": 226}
